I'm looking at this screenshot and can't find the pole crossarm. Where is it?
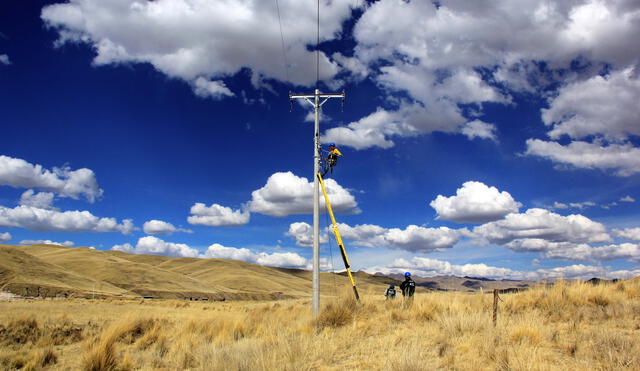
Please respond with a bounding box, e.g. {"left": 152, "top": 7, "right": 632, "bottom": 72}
{"left": 289, "top": 92, "right": 344, "bottom": 99}
{"left": 317, "top": 172, "right": 360, "bottom": 301}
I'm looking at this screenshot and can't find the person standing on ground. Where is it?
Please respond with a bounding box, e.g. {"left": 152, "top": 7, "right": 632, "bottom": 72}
{"left": 400, "top": 272, "right": 415, "bottom": 299}
{"left": 384, "top": 284, "right": 397, "bottom": 300}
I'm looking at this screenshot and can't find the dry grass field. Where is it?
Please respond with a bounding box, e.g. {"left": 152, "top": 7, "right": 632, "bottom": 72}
{"left": 0, "top": 244, "right": 398, "bottom": 301}
{"left": 1, "top": 278, "right": 639, "bottom": 370}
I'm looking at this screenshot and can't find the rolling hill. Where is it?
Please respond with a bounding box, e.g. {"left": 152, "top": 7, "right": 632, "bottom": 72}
{"left": 0, "top": 244, "right": 395, "bottom": 300}
{"left": 0, "top": 244, "right": 578, "bottom": 300}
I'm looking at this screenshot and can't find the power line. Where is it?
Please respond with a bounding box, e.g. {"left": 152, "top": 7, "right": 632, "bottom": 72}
{"left": 316, "top": 0, "right": 320, "bottom": 88}
{"left": 275, "top": 0, "right": 290, "bottom": 82}
{"left": 324, "top": 202, "right": 338, "bottom": 294}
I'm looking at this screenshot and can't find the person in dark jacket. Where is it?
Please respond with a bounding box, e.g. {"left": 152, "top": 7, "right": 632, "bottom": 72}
{"left": 384, "top": 284, "right": 397, "bottom": 300}
{"left": 399, "top": 272, "right": 415, "bottom": 298}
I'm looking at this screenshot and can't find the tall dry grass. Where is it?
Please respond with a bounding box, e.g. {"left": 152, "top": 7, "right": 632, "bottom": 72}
{"left": 0, "top": 279, "right": 638, "bottom": 370}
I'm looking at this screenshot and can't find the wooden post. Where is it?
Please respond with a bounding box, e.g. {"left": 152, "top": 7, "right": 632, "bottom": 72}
{"left": 493, "top": 289, "right": 498, "bottom": 327}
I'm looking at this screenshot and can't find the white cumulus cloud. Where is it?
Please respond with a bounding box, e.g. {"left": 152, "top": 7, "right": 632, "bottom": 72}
{"left": 19, "top": 190, "right": 56, "bottom": 210}
{"left": 430, "top": 181, "right": 522, "bottom": 223}
{"left": 143, "top": 219, "right": 192, "bottom": 235}
{"left": 614, "top": 227, "right": 640, "bottom": 241}
{"left": 472, "top": 208, "right": 611, "bottom": 245}
{"left": 525, "top": 139, "right": 640, "bottom": 176}
{"left": 192, "top": 77, "right": 234, "bottom": 99}
{"left": 188, "top": 203, "right": 250, "bottom": 227}
{"left": 249, "top": 172, "right": 358, "bottom": 217}
{"left": 620, "top": 195, "right": 635, "bottom": 203}
{"left": 113, "top": 236, "right": 199, "bottom": 258}
{"left": 340, "top": 223, "right": 462, "bottom": 253}
{"left": 20, "top": 239, "right": 74, "bottom": 247}
{"left": 0, "top": 155, "right": 103, "bottom": 202}
{"left": 203, "top": 243, "right": 308, "bottom": 269}
{"left": 0, "top": 232, "right": 11, "bottom": 242}
{"left": 323, "top": 0, "right": 640, "bottom": 150}
{"left": 365, "top": 257, "right": 639, "bottom": 281}
{"left": 113, "top": 237, "right": 314, "bottom": 269}
{"left": 288, "top": 221, "right": 464, "bottom": 253}
{"left": 285, "top": 222, "right": 328, "bottom": 247}
{"left": 41, "top": 0, "right": 355, "bottom": 93}
{"left": 0, "top": 54, "right": 10, "bottom": 65}
{"left": 504, "top": 239, "right": 640, "bottom": 262}
{"left": 461, "top": 120, "right": 498, "bottom": 142}
{"left": 542, "top": 67, "right": 640, "bottom": 141}
{"left": 0, "top": 205, "right": 134, "bottom": 234}
{"left": 526, "top": 67, "right": 640, "bottom": 177}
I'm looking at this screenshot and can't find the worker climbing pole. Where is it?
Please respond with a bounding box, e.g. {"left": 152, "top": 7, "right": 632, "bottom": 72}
{"left": 317, "top": 172, "right": 360, "bottom": 301}
{"left": 285, "top": 0, "right": 351, "bottom": 317}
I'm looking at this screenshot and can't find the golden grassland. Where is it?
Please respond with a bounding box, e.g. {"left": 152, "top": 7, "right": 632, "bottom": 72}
{"left": 1, "top": 279, "right": 639, "bottom": 370}
{"left": 0, "top": 245, "right": 397, "bottom": 300}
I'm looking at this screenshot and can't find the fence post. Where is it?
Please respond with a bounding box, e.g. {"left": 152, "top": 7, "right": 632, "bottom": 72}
{"left": 493, "top": 289, "right": 498, "bottom": 327}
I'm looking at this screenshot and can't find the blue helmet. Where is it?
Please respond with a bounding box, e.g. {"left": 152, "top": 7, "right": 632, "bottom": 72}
{"left": 328, "top": 142, "right": 336, "bottom": 147}
{"left": 404, "top": 272, "right": 411, "bottom": 277}
{"left": 389, "top": 284, "right": 395, "bottom": 288}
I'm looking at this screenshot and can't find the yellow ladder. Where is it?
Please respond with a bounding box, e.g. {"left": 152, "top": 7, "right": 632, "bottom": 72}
{"left": 317, "top": 172, "right": 360, "bottom": 301}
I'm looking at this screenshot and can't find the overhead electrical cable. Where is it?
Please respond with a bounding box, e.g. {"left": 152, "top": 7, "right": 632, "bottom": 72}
{"left": 324, "top": 203, "right": 339, "bottom": 293}
{"left": 316, "top": 0, "right": 319, "bottom": 87}
{"left": 275, "top": 0, "right": 290, "bottom": 82}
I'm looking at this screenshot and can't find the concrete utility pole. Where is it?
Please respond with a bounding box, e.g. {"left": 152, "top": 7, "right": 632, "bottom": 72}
{"left": 290, "top": 89, "right": 344, "bottom": 317}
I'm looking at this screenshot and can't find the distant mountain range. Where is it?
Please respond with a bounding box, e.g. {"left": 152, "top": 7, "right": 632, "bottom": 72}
{"left": 374, "top": 272, "right": 540, "bottom": 292}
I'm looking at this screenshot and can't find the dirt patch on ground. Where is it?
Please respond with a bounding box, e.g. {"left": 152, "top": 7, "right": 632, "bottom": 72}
{"left": 0, "top": 291, "right": 23, "bottom": 301}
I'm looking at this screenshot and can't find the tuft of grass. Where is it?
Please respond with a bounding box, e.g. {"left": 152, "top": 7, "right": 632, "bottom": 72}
{"left": 315, "top": 296, "right": 358, "bottom": 330}
{"left": 0, "top": 317, "right": 41, "bottom": 346}
{"left": 0, "top": 277, "right": 639, "bottom": 370}
{"left": 83, "top": 334, "right": 119, "bottom": 371}
{"left": 83, "top": 317, "right": 154, "bottom": 371}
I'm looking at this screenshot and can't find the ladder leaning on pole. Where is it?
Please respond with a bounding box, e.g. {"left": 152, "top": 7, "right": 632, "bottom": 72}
{"left": 317, "top": 172, "right": 360, "bottom": 301}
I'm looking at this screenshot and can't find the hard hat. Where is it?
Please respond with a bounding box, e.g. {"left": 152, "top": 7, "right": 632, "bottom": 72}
{"left": 328, "top": 142, "right": 336, "bottom": 147}
{"left": 389, "top": 284, "right": 395, "bottom": 288}
{"left": 404, "top": 272, "right": 411, "bottom": 277}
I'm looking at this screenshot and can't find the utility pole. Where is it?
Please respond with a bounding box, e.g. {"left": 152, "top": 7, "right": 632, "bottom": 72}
{"left": 290, "top": 89, "right": 345, "bottom": 317}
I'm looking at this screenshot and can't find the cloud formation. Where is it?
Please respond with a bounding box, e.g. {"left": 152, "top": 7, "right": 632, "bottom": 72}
{"left": 430, "top": 181, "right": 522, "bottom": 223}
{"left": 19, "top": 190, "right": 56, "bottom": 210}
{"left": 0, "top": 54, "right": 10, "bottom": 65}
{"left": 113, "top": 236, "right": 198, "bottom": 258}
{"left": 527, "top": 68, "right": 640, "bottom": 176}
{"left": 324, "top": 0, "right": 640, "bottom": 150}
{"left": 542, "top": 67, "right": 640, "bottom": 141}
{"left": 41, "top": 0, "right": 354, "bottom": 93}
{"left": 188, "top": 203, "right": 250, "bottom": 227}
{"left": 461, "top": 120, "right": 498, "bottom": 142}
{"left": 20, "top": 239, "right": 74, "bottom": 247}
{"left": 249, "top": 172, "right": 358, "bottom": 217}
{"left": 0, "top": 155, "right": 103, "bottom": 202}
{"left": 143, "top": 220, "right": 192, "bottom": 235}
{"left": 203, "top": 243, "right": 308, "bottom": 269}
{"left": 365, "top": 257, "right": 640, "bottom": 281}
{"left": 0, "top": 205, "right": 134, "bottom": 234}
{"left": 525, "top": 139, "right": 640, "bottom": 176}
{"left": 614, "top": 228, "right": 640, "bottom": 242}
{"left": 288, "top": 221, "right": 462, "bottom": 253}
{"left": 112, "top": 237, "right": 311, "bottom": 269}
{"left": 472, "top": 208, "right": 611, "bottom": 245}
{"left": 504, "top": 239, "right": 640, "bottom": 262}
{"left": 285, "top": 222, "right": 328, "bottom": 247}
{"left": 0, "top": 232, "right": 11, "bottom": 242}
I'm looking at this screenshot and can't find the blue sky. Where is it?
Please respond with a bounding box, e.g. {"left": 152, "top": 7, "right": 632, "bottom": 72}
{"left": 1, "top": 0, "right": 639, "bottom": 280}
